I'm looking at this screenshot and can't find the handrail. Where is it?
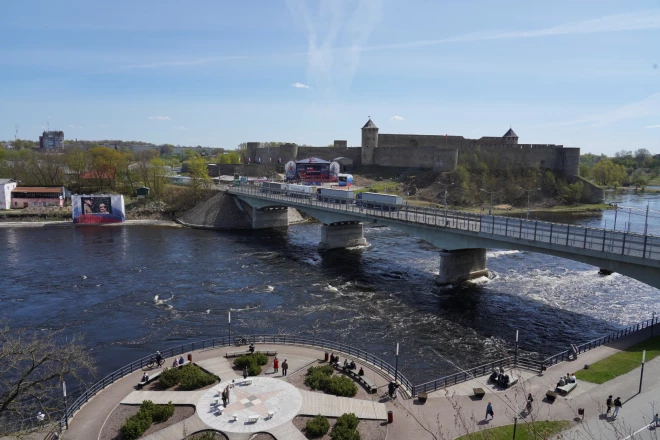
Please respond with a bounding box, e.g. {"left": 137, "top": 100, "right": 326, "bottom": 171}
{"left": 56, "top": 334, "right": 413, "bottom": 428}
{"left": 227, "top": 185, "right": 660, "bottom": 262}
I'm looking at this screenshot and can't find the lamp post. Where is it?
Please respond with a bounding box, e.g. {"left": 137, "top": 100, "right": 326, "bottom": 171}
{"left": 228, "top": 311, "right": 231, "bottom": 345}
{"left": 480, "top": 189, "right": 497, "bottom": 215}
{"left": 639, "top": 350, "right": 646, "bottom": 394}
{"left": 63, "top": 380, "right": 68, "bottom": 430}
{"left": 394, "top": 343, "right": 399, "bottom": 384}
{"left": 514, "top": 330, "right": 519, "bottom": 368}
{"left": 512, "top": 403, "right": 518, "bottom": 440}
{"left": 652, "top": 311, "right": 656, "bottom": 337}
{"left": 518, "top": 187, "right": 541, "bottom": 220}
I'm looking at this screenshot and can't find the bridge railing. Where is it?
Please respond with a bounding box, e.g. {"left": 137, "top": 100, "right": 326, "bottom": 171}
{"left": 55, "top": 334, "right": 413, "bottom": 430}
{"left": 228, "top": 185, "right": 660, "bottom": 262}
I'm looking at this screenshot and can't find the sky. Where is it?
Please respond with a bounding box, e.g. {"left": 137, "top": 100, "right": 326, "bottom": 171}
{"left": 1, "top": 0, "right": 659, "bottom": 155}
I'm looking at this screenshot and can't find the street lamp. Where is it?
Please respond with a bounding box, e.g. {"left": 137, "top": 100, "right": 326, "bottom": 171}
{"left": 63, "top": 380, "right": 68, "bottom": 430}
{"left": 518, "top": 187, "right": 540, "bottom": 220}
{"left": 480, "top": 189, "right": 498, "bottom": 215}
{"left": 438, "top": 183, "right": 454, "bottom": 207}
{"left": 228, "top": 311, "right": 231, "bottom": 345}
{"left": 394, "top": 343, "right": 399, "bottom": 384}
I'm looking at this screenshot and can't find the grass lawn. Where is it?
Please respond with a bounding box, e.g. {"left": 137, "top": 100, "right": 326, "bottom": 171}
{"left": 574, "top": 336, "right": 660, "bottom": 384}
{"left": 455, "top": 420, "right": 571, "bottom": 440}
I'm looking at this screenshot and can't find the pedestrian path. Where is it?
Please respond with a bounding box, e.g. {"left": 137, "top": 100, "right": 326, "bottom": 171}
{"left": 121, "top": 389, "right": 206, "bottom": 405}
{"left": 269, "top": 421, "right": 308, "bottom": 440}
{"left": 196, "top": 356, "right": 241, "bottom": 379}
{"left": 299, "top": 389, "right": 388, "bottom": 419}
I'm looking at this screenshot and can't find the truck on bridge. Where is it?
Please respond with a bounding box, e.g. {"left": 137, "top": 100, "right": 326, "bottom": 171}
{"left": 317, "top": 188, "right": 354, "bottom": 204}
{"left": 286, "top": 184, "right": 315, "bottom": 199}
{"left": 355, "top": 192, "right": 403, "bottom": 211}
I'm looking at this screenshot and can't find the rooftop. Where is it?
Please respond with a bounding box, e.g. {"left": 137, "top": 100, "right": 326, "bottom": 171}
{"left": 12, "top": 187, "right": 63, "bottom": 193}
{"left": 362, "top": 119, "right": 378, "bottom": 129}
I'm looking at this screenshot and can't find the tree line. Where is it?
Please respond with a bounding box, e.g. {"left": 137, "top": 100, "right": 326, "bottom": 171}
{"left": 579, "top": 149, "right": 658, "bottom": 188}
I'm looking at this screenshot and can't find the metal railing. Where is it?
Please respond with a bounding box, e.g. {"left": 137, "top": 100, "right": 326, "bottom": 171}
{"left": 542, "top": 315, "right": 658, "bottom": 367}
{"left": 56, "top": 334, "right": 413, "bottom": 429}
{"left": 228, "top": 185, "right": 660, "bottom": 262}
{"left": 413, "top": 315, "right": 657, "bottom": 396}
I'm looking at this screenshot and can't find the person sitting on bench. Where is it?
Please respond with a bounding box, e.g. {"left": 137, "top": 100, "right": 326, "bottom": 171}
{"left": 172, "top": 358, "right": 178, "bottom": 367}
{"left": 349, "top": 360, "right": 356, "bottom": 370}
{"left": 569, "top": 373, "right": 577, "bottom": 384}
{"left": 503, "top": 374, "right": 510, "bottom": 387}
{"left": 343, "top": 359, "right": 349, "bottom": 369}
{"left": 557, "top": 376, "right": 566, "bottom": 387}
{"left": 489, "top": 368, "right": 498, "bottom": 382}
{"left": 249, "top": 343, "right": 255, "bottom": 354}
{"left": 179, "top": 355, "right": 185, "bottom": 365}
{"left": 358, "top": 367, "right": 364, "bottom": 376}
{"left": 142, "top": 372, "right": 149, "bottom": 382}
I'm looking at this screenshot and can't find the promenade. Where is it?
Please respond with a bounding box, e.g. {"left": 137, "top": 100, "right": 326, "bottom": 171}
{"left": 27, "top": 329, "right": 660, "bottom": 440}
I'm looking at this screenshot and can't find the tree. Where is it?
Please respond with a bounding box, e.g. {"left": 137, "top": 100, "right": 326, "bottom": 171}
{"left": 147, "top": 158, "right": 171, "bottom": 201}
{"left": 65, "top": 147, "right": 89, "bottom": 193}
{"left": 634, "top": 148, "right": 652, "bottom": 162}
{"left": 579, "top": 164, "right": 591, "bottom": 179}
{"left": 614, "top": 150, "right": 632, "bottom": 159}
{"left": 187, "top": 157, "right": 211, "bottom": 195}
{"left": 159, "top": 144, "right": 174, "bottom": 155}
{"left": 0, "top": 321, "right": 96, "bottom": 436}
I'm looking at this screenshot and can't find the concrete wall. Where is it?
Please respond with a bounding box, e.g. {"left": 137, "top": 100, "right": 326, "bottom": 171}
{"left": 12, "top": 197, "right": 63, "bottom": 209}
{"left": 297, "top": 146, "right": 362, "bottom": 164}
{"left": 565, "top": 175, "right": 604, "bottom": 203}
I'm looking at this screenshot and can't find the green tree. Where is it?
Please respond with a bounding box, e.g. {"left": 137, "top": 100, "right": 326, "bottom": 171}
{"left": 188, "top": 157, "right": 211, "bottom": 194}
{"left": 579, "top": 164, "right": 591, "bottom": 179}
{"left": 65, "top": 147, "right": 89, "bottom": 193}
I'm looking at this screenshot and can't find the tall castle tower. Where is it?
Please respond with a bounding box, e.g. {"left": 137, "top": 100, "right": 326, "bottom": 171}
{"left": 361, "top": 118, "right": 378, "bottom": 165}
{"left": 503, "top": 128, "right": 518, "bottom": 145}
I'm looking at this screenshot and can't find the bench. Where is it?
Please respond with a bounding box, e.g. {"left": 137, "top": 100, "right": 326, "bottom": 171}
{"left": 557, "top": 382, "right": 577, "bottom": 395}
{"left": 247, "top": 415, "right": 259, "bottom": 423}
{"left": 334, "top": 363, "right": 376, "bottom": 393}
{"left": 240, "top": 378, "right": 253, "bottom": 386}
{"left": 137, "top": 371, "right": 162, "bottom": 389}
{"left": 268, "top": 410, "right": 275, "bottom": 419}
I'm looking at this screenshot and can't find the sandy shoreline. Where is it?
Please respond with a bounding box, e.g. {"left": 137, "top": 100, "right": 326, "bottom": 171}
{"left": 0, "top": 219, "right": 181, "bottom": 228}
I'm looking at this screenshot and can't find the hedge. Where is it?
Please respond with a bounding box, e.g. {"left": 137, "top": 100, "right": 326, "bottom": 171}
{"left": 330, "top": 413, "right": 360, "bottom": 440}
{"left": 233, "top": 353, "right": 269, "bottom": 377}
{"left": 119, "top": 400, "right": 175, "bottom": 440}
{"left": 158, "top": 364, "right": 217, "bottom": 391}
{"left": 304, "top": 366, "right": 357, "bottom": 397}
{"left": 306, "top": 414, "right": 330, "bottom": 438}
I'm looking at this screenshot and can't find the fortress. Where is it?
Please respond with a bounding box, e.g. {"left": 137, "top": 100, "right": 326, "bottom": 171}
{"left": 246, "top": 119, "right": 580, "bottom": 176}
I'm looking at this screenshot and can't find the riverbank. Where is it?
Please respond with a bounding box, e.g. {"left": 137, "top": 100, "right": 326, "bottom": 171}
{"left": 405, "top": 200, "right": 613, "bottom": 215}
{"left": 0, "top": 219, "right": 181, "bottom": 228}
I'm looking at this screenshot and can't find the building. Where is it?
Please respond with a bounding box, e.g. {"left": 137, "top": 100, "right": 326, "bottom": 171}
{"left": 11, "top": 187, "right": 66, "bottom": 209}
{"left": 39, "top": 131, "right": 64, "bottom": 150}
{"left": 245, "top": 119, "right": 580, "bottom": 176}
{"left": 0, "top": 178, "right": 17, "bottom": 210}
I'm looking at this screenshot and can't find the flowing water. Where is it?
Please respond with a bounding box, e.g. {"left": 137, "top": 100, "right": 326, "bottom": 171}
{"left": 1, "top": 190, "right": 659, "bottom": 384}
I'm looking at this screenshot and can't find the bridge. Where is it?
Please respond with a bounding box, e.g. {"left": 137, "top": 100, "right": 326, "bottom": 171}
{"left": 227, "top": 185, "right": 660, "bottom": 289}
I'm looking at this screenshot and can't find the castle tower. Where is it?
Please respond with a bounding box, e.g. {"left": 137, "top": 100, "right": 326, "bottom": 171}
{"left": 503, "top": 128, "right": 518, "bottom": 145}
{"left": 361, "top": 118, "right": 378, "bottom": 165}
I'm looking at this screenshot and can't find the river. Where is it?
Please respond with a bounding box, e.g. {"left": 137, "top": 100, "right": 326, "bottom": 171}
{"left": 1, "top": 189, "right": 659, "bottom": 384}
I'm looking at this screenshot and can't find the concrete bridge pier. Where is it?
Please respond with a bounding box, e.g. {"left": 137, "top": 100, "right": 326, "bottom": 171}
{"left": 436, "top": 248, "right": 488, "bottom": 285}
{"left": 319, "top": 222, "right": 368, "bottom": 250}
{"left": 251, "top": 206, "right": 289, "bottom": 229}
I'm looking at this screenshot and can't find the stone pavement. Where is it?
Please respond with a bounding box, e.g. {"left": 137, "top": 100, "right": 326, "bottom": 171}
{"left": 57, "top": 329, "right": 659, "bottom": 440}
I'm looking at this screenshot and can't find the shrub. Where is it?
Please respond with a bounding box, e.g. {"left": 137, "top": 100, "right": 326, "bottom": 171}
{"left": 330, "top": 413, "right": 360, "bottom": 440}
{"left": 304, "top": 367, "right": 333, "bottom": 391}
{"left": 233, "top": 354, "right": 266, "bottom": 376}
{"left": 179, "top": 364, "right": 217, "bottom": 391}
{"left": 159, "top": 367, "right": 182, "bottom": 388}
{"left": 120, "top": 400, "right": 176, "bottom": 439}
{"left": 335, "top": 413, "right": 360, "bottom": 431}
{"left": 327, "top": 376, "right": 358, "bottom": 397}
{"left": 305, "top": 414, "right": 330, "bottom": 438}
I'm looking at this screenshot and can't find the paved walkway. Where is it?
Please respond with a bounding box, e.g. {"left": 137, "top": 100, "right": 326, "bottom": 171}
{"left": 57, "top": 329, "right": 659, "bottom": 440}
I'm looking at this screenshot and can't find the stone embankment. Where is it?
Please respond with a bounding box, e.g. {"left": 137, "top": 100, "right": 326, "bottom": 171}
{"left": 176, "top": 190, "right": 306, "bottom": 229}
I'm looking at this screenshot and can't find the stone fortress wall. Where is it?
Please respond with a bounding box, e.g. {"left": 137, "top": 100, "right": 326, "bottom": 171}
{"left": 245, "top": 120, "right": 580, "bottom": 176}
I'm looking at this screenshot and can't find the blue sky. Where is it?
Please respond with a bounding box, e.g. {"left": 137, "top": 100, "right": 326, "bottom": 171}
{"left": 1, "top": 0, "right": 659, "bottom": 155}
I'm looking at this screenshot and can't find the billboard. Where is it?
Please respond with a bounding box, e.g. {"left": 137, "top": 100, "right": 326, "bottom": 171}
{"left": 72, "top": 194, "right": 125, "bottom": 224}
{"left": 329, "top": 161, "right": 340, "bottom": 179}
{"left": 285, "top": 161, "right": 297, "bottom": 180}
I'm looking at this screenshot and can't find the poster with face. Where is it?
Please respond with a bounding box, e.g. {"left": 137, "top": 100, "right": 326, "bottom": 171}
{"left": 72, "top": 195, "right": 125, "bottom": 224}
{"left": 81, "top": 196, "right": 112, "bottom": 214}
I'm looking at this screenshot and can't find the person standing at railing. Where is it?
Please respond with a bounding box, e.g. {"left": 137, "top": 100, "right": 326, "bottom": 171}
{"left": 282, "top": 359, "right": 289, "bottom": 376}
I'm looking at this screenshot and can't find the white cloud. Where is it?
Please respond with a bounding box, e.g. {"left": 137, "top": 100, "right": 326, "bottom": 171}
{"left": 363, "top": 9, "right": 660, "bottom": 52}
{"left": 390, "top": 115, "right": 404, "bottom": 121}
{"left": 148, "top": 116, "right": 171, "bottom": 120}
{"left": 645, "top": 124, "right": 660, "bottom": 128}
{"left": 291, "top": 82, "right": 310, "bottom": 89}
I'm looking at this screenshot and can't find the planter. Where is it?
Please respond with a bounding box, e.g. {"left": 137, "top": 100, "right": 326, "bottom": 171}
{"left": 473, "top": 388, "right": 485, "bottom": 399}
{"left": 417, "top": 392, "right": 428, "bottom": 403}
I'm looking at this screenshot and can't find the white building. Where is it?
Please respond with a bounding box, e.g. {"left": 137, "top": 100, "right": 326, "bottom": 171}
{"left": 0, "top": 179, "right": 17, "bottom": 210}
{"left": 39, "top": 131, "right": 64, "bottom": 150}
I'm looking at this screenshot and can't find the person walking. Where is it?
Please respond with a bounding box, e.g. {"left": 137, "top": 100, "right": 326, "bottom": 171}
{"left": 273, "top": 356, "right": 279, "bottom": 374}
{"left": 282, "top": 359, "right": 289, "bottom": 376}
{"left": 243, "top": 366, "right": 248, "bottom": 380}
{"left": 613, "top": 397, "right": 622, "bottom": 418}
{"left": 606, "top": 395, "right": 613, "bottom": 416}
{"left": 485, "top": 402, "right": 494, "bottom": 420}
{"left": 221, "top": 388, "right": 228, "bottom": 407}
